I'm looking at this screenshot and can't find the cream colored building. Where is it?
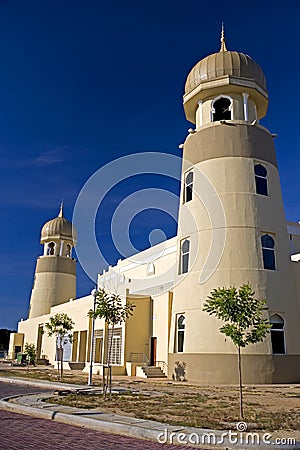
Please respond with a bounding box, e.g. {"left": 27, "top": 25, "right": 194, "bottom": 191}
{"left": 10, "top": 31, "right": 300, "bottom": 383}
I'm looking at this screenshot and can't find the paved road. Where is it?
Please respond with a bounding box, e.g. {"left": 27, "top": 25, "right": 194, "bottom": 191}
{"left": 0, "top": 379, "right": 53, "bottom": 398}
{"left": 0, "top": 381, "right": 199, "bottom": 450}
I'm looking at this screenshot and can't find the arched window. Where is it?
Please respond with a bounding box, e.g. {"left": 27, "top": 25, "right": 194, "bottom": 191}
{"left": 66, "top": 244, "right": 71, "bottom": 257}
{"left": 179, "top": 238, "right": 190, "bottom": 274}
{"left": 47, "top": 242, "right": 55, "bottom": 255}
{"left": 184, "top": 170, "right": 193, "bottom": 203}
{"left": 177, "top": 314, "right": 185, "bottom": 353}
{"left": 254, "top": 164, "right": 268, "bottom": 196}
{"left": 261, "top": 234, "right": 276, "bottom": 270}
{"left": 270, "top": 314, "right": 285, "bottom": 354}
{"left": 147, "top": 262, "right": 155, "bottom": 276}
{"left": 212, "top": 96, "right": 232, "bottom": 122}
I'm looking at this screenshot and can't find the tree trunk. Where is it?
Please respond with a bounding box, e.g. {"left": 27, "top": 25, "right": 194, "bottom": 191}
{"left": 60, "top": 346, "right": 64, "bottom": 380}
{"left": 56, "top": 343, "right": 60, "bottom": 380}
{"left": 105, "top": 323, "right": 114, "bottom": 399}
{"left": 238, "top": 346, "right": 244, "bottom": 420}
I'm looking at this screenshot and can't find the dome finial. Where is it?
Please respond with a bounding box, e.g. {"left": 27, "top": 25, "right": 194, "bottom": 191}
{"left": 220, "top": 22, "right": 227, "bottom": 52}
{"left": 58, "top": 199, "right": 64, "bottom": 218}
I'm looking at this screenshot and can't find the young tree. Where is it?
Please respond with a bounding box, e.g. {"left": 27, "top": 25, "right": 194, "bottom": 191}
{"left": 88, "top": 288, "right": 135, "bottom": 398}
{"left": 45, "top": 313, "right": 74, "bottom": 380}
{"left": 203, "top": 284, "right": 271, "bottom": 420}
{"left": 24, "top": 343, "right": 36, "bottom": 367}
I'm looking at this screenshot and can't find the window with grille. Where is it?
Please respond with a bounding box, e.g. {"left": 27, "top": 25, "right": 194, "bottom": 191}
{"left": 93, "top": 329, "right": 103, "bottom": 363}
{"left": 107, "top": 328, "right": 122, "bottom": 365}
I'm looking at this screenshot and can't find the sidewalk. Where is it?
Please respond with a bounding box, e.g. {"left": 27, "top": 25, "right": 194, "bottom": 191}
{"left": 0, "top": 376, "right": 298, "bottom": 450}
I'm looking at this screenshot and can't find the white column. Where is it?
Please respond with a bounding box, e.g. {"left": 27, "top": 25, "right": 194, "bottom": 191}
{"left": 43, "top": 244, "right": 48, "bottom": 256}
{"left": 196, "top": 100, "right": 203, "bottom": 128}
{"left": 242, "top": 93, "right": 249, "bottom": 122}
{"left": 59, "top": 240, "right": 64, "bottom": 256}
{"left": 254, "top": 103, "right": 258, "bottom": 121}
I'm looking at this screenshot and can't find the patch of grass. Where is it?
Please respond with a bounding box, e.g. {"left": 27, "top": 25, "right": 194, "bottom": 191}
{"left": 2, "top": 366, "right": 299, "bottom": 435}
{"left": 0, "top": 368, "right": 96, "bottom": 386}
{"left": 45, "top": 389, "right": 300, "bottom": 432}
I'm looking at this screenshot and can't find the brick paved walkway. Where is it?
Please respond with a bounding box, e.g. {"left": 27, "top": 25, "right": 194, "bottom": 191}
{"left": 0, "top": 381, "right": 201, "bottom": 450}
{"left": 0, "top": 409, "right": 199, "bottom": 450}
{"left": 0, "top": 380, "right": 53, "bottom": 399}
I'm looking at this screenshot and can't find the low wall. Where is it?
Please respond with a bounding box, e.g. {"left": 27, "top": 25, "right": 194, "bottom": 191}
{"left": 168, "top": 353, "right": 300, "bottom": 384}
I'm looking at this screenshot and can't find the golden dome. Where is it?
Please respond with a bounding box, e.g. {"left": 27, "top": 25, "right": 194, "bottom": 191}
{"left": 184, "top": 26, "right": 267, "bottom": 96}
{"left": 41, "top": 204, "right": 77, "bottom": 243}
{"left": 185, "top": 50, "right": 267, "bottom": 95}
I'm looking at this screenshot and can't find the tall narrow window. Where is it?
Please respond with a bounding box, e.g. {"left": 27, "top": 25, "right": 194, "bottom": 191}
{"left": 179, "top": 238, "right": 190, "bottom": 274}
{"left": 270, "top": 314, "right": 285, "bottom": 354}
{"left": 261, "top": 234, "right": 276, "bottom": 270}
{"left": 66, "top": 244, "right": 71, "bottom": 257}
{"left": 212, "top": 96, "right": 232, "bottom": 121}
{"left": 177, "top": 314, "right": 185, "bottom": 353}
{"left": 184, "top": 170, "right": 193, "bottom": 203}
{"left": 147, "top": 262, "right": 155, "bottom": 276}
{"left": 254, "top": 164, "right": 268, "bottom": 196}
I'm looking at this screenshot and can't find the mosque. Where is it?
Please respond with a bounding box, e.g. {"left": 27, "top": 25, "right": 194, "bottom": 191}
{"left": 9, "top": 30, "right": 300, "bottom": 383}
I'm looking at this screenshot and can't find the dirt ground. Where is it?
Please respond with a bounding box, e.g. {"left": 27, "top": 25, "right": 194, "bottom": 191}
{"left": 1, "top": 365, "right": 299, "bottom": 437}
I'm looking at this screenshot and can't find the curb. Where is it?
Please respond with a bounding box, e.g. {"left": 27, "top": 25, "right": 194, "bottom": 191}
{"left": 0, "top": 396, "right": 188, "bottom": 442}
{"left": 0, "top": 377, "right": 299, "bottom": 449}
{"left": 0, "top": 375, "right": 83, "bottom": 390}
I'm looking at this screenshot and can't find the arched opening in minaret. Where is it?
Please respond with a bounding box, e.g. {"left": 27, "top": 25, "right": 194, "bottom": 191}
{"left": 270, "top": 314, "right": 285, "bottom": 354}
{"left": 212, "top": 96, "right": 232, "bottom": 121}
{"left": 47, "top": 242, "right": 55, "bottom": 255}
{"left": 66, "top": 244, "right": 71, "bottom": 257}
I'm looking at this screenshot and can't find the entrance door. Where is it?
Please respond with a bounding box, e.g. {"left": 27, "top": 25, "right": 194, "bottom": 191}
{"left": 150, "top": 337, "right": 157, "bottom": 366}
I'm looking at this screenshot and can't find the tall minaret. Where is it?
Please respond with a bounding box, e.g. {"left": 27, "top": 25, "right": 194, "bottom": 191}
{"left": 169, "top": 28, "right": 300, "bottom": 383}
{"left": 28, "top": 204, "right": 77, "bottom": 319}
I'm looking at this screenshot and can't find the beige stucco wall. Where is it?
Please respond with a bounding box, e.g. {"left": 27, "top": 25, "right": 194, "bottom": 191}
{"left": 18, "top": 295, "right": 94, "bottom": 366}
{"left": 125, "top": 295, "right": 152, "bottom": 362}
{"left": 28, "top": 256, "right": 76, "bottom": 319}
{"left": 98, "top": 237, "right": 176, "bottom": 295}
{"left": 8, "top": 333, "right": 25, "bottom": 359}
{"left": 168, "top": 353, "right": 300, "bottom": 384}
{"left": 152, "top": 291, "right": 172, "bottom": 364}
{"left": 169, "top": 113, "right": 300, "bottom": 383}
{"left": 18, "top": 313, "right": 55, "bottom": 362}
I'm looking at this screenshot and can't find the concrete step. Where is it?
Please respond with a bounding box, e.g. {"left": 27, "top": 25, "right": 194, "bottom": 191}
{"left": 141, "top": 366, "right": 167, "bottom": 378}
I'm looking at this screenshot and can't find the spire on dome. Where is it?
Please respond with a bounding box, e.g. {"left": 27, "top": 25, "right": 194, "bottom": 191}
{"left": 220, "top": 22, "right": 227, "bottom": 52}
{"left": 58, "top": 200, "right": 64, "bottom": 218}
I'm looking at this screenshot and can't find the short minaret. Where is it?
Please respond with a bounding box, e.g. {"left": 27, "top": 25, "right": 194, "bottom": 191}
{"left": 28, "top": 204, "right": 77, "bottom": 318}
{"left": 169, "top": 29, "right": 300, "bottom": 383}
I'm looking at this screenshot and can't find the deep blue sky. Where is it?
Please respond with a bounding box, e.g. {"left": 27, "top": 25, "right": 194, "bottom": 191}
{"left": 1, "top": 0, "right": 299, "bottom": 329}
